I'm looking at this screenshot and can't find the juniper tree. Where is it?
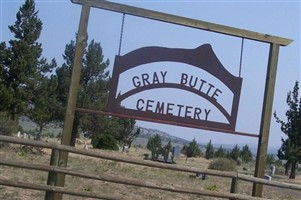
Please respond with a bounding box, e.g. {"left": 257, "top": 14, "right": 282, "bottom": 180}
{"left": 205, "top": 140, "right": 214, "bottom": 159}
{"left": 1, "top": 0, "right": 58, "bottom": 134}
{"left": 274, "top": 81, "right": 301, "bottom": 179}
{"left": 214, "top": 145, "right": 227, "bottom": 158}
{"left": 116, "top": 118, "right": 140, "bottom": 148}
{"left": 1, "top": 0, "right": 44, "bottom": 118}
{"left": 147, "top": 134, "right": 162, "bottom": 160}
{"left": 183, "top": 138, "right": 201, "bottom": 158}
{"left": 230, "top": 144, "right": 241, "bottom": 161}
{"left": 240, "top": 144, "right": 253, "bottom": 163}
{"left": 56, "top": 39, "right": 110, "bottom": 146}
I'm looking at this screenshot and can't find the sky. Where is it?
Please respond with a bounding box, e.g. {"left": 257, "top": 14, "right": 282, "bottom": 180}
{"left": 1, "top": 0, "right": 300, "bottom": 150}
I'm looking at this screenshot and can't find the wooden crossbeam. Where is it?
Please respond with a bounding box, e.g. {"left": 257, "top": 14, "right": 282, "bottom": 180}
{"left": 71, "top": 0, "right": 292, "bottom": 46}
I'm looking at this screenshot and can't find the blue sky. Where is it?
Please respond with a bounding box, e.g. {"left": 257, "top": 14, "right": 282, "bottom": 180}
{"left": 1, "top": 0, "right": 300, "bottom": 149}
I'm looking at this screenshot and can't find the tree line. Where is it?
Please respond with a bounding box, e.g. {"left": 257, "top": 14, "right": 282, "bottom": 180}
{"left": 146, "top": 126, "right": 300, "bottom": 179}
{"left": 0, "top": 0, "right": 139, "bottom": 149}
{"left": 146, "top": 135, "right": 253, "bottom": 164}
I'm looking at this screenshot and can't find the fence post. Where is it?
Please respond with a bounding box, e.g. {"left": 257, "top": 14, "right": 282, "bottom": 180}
{"left": 45, "top": 149, "right": 59, "bottom": 200}
{"left": 229, "top": 177, "right": 238, "bottom": 200}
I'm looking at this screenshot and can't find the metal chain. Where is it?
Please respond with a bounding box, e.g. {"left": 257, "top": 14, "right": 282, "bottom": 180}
{"left": 118, "top": 13, "right": 126, "bottom": 56}
{"left": 239, "top": 38, "right": 244, "bottom": 78}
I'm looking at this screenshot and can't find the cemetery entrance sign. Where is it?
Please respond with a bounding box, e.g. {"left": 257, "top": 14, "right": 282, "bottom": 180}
{"left": 56, "top": 0, "right": 293, "bottom": 198}
{"left": 107, "top": 44, "right": 243, "bottom": 132}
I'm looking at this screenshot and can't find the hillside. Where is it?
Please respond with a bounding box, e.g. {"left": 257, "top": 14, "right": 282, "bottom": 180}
{"left": 19, "top": 117, "right": 280, "bottom": 154}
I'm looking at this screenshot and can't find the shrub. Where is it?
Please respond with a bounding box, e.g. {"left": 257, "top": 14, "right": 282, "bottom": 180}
{"left": 92, "top": 134, "right": 119, "bottom": 151}
{"left": 236, "top": 157, "right": 242, "bottom": 166}
{"left": 205, "top": 184, "right": 219, "bottom": 191}
{"left": 0, "top": 112, "right": 19, "bottom": 136}
{"left": 208, "top": 158, "right": 237, "bottom": 171}
{"left": 56, "top": 132, "right": 62, "bottom": 139}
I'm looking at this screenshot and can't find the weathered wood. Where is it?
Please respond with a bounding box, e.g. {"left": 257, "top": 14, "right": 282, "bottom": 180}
{"left": 0, "top": 178, "right": 123, "bottom": 200}
{"left": 71, "top": 0, "right": 292, "bottom": 46}
{"left": 238, "top": 174, "right": 301, "bottom": 191}
{"left": 230, "top": 177, "right": 238, "bottom": 200}
{"left": 0, "top": 159, "right": 268, "bottom": 200}
{"left": 252, "top": 43, "right": 280, "bottom": 197}
{"left": 56, "top": 4, "right": 91, "bottom": 200}
{"left": 45, "top": 149, "right": 59, "bottom": 200}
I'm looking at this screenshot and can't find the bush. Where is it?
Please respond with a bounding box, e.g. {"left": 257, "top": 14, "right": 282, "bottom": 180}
{"left": 0, "top": 112, "right": 19, "bottom": 136}
{"left": 92, "top": 134, "right": 119, "bottom": 151}
{"left": 236, "top": 157, "right": 242, "bottom": 166}
{"left": 204, "top": 184, "right": 219, "bottom": 191}
{"left": 208, "top": 158, "right": 237, "bottom": 171}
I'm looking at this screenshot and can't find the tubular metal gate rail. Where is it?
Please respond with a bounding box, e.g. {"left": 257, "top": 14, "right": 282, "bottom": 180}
{"left": 0, "top": 135, "right": 300, "bottom": 200}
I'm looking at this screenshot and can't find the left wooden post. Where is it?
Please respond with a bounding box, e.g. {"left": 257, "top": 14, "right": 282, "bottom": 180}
{"left": 54, "top": 4, "right": 91, "bottom": 200}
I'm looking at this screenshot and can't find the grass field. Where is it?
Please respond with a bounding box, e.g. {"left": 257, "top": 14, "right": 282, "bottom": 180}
{"left": 0, "top": 137, "right": 300, "bottom": 200}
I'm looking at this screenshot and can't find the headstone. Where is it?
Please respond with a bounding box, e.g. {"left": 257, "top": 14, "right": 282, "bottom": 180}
{"left": 196, "top": 173, "right": 208, "bottom": 180}
{"left": 34, "top": 132, "right": 41, "bottom": 140}
{"left": 17, "top": 131, "right": 21, "bottom": 137}
{"left": 172, "top": 146, "right": 181, "bottom": 158}
{"left": 122, "top": 146, "right": 129, "bottom": 153}
{"left": 270, "top": 165, "right": 276, "bottom": 175}
{"left": 264, "top": 174, "right": 272, "bottom": 181}
{"left": 163, "top": 149, "right": 169, "bottom": 162}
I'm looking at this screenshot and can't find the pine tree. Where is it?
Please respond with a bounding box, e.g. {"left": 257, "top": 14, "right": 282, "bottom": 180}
{"left": 0, "top": 42, "right": 14, "bottom": 112}
{"left": 56, "top": 39, "right": 110, "bottom": 146}
{"left": 274, "top": 81, "right": 301, "bottom": 179}
{"left": 2, "top": 0, "right": 44, "bottom": 118}
{"left": 230, "top": 145, "right": 240, "bottom": 161}
{"left": 240, "top": 144, "right": 253, "bottom": 163}
{"left": 146, "top": 134, "right": 162, "bottom": 160}
{"left": 27, "top": 61, "right": 59, "bottom": 134}
{"left": 165, "top": 140, "right": 172, "bottom": 152}
{"left": 205, "top": 140, "right": 214, "bottom": 159}
{"left": 1, "top": 0, "right": 58, "bottom": 134}
{"left": 184, "top": 138, "right": 201, "bottom": 158}
{"left": 214, "top": 145, "right": 227, "bottom": 158}
{"left": 116, "top": 118, "right": 140, "bottom": 148}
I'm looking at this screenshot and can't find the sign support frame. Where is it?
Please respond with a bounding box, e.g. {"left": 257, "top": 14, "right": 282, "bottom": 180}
{"left": 54, "top": 1, "right": 293, "bottom": 199}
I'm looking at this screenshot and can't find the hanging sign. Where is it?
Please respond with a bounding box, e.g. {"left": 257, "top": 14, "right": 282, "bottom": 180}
{"left": 106, "top": 44, "right": 242, "bottom": 131}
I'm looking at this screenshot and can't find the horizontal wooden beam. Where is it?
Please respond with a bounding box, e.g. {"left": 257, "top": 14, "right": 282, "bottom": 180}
{"left": 1, "top": 159, "right": 270, "bottom": 200}
{"left": 0, "top": 179, "right": 123, "bottom": 200}
{"left": 71, "top": 0, "right": 292, "bottom": 46}
{"left": 75, "top": 108, "right": 259, "bottom": 138}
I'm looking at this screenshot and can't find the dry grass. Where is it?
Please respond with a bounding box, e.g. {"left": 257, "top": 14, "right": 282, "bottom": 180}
{"left": 0, "top": 139, "right": 300, "bottom": 200}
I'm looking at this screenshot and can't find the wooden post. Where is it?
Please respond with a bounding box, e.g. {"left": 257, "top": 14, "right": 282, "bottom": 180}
{"left": 45, "top": 149, "right": 59, "bottom": 200}
{"left": 252, "top": 43, "right": 280, "bottom": 197}
{"left": 230, "top": 177, "right": 238, "bottom": 200}
{"left": 54, "top": 4, "right": 91, "bottom": 200}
